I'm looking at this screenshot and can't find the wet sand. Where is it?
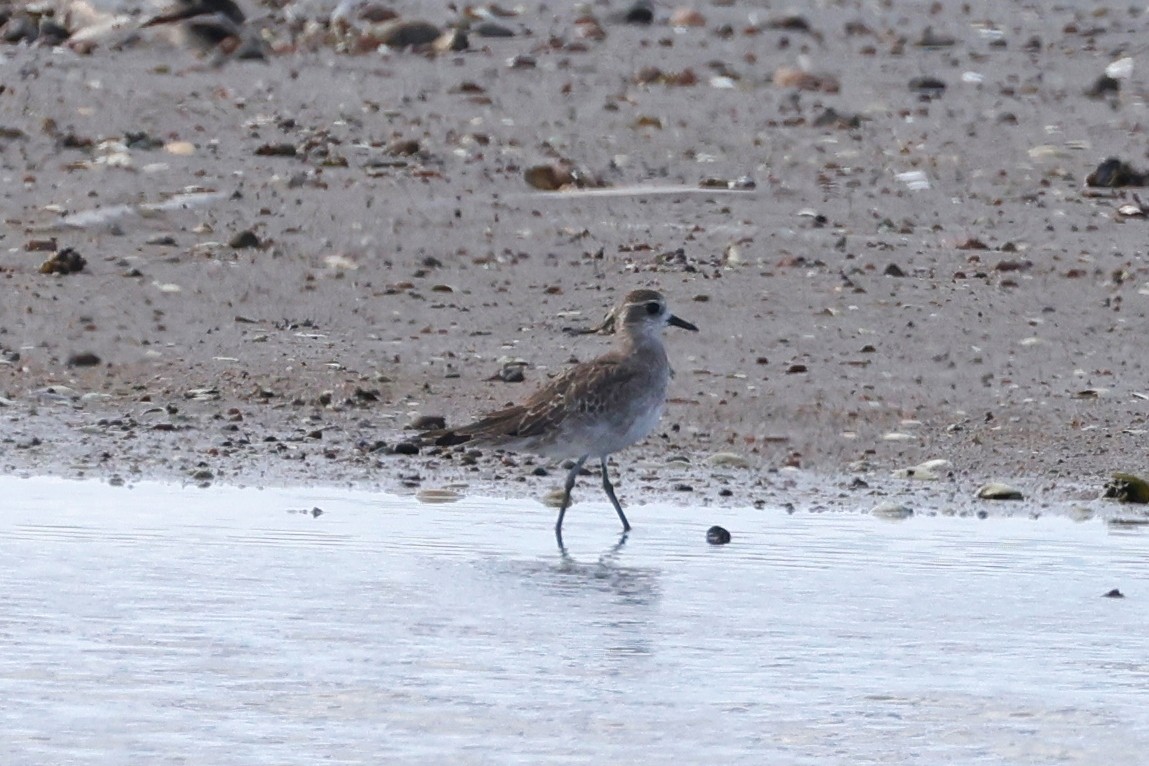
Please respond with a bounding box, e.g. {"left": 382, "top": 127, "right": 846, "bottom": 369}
{"left": 1, "top": 1, "right": 1147, "bottom": 513}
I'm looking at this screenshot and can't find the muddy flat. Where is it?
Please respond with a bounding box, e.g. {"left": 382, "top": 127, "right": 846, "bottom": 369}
{"left": 1, "top": 4, "right": 1147, "bottom": 504}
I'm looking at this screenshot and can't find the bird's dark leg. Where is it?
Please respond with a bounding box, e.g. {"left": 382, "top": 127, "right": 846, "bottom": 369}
{"left": 600, "top": 456, "right": 631, "bottom": 532}
{"left": 555, "top": 455, "right": 588, "bottom": 545}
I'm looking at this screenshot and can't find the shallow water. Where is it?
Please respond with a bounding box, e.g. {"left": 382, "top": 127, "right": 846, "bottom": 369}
{"left": 2, "top": 476, "right": 1146, "bottom": 765}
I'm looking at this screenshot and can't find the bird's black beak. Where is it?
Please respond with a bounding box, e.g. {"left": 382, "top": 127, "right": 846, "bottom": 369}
{"left": 668, "top": 314, "right": 699, "bottom": 332}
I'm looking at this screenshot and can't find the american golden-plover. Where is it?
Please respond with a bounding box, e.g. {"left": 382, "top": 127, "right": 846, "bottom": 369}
{"left": 425, "top": 289, "right": 698, "bottom": 542}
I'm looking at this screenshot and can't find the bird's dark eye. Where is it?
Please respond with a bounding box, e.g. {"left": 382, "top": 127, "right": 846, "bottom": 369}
{"left": 645, "top": 301, "right": 661, "bottom": 315}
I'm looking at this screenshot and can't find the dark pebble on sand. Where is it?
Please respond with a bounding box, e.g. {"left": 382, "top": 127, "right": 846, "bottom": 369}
{"left": 623, "top": 0, "right": 654, "bottom": 24}
{"left": 907, "top": 76, "right": 946, "bottom": 97}
{"left": 707, "top": 526, "right": 732, "bottom": 545}
{"left": 229, "top": 230, "right": 261, "bottom": 249}
{"left": 1103, "top": 588, "right": 1125, "bottom": 599}
{"left": 392, "top": 441, "right": 420, "bottom": 455}
{"left": 67, "top": 351, "right": 101, "bottom": 367}
{"left": 373, "top": 19, "right": 441, "bottom": 48}
{"left": 472, "top": 21, "right": 515, "bottom": 37}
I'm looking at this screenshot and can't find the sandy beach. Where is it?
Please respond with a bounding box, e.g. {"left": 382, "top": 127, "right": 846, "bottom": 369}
{"left": 1, "top": 0, "right": 1147, "bottom": 512}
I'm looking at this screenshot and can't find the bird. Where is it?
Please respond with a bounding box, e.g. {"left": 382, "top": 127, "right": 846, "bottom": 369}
{"left": 421, "top": 289, "right": 698, "bottom": 544}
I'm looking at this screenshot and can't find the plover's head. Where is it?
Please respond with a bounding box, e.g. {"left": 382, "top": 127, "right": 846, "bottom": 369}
{"left": 617, "top": 289, "right": 698, "bottom": 335}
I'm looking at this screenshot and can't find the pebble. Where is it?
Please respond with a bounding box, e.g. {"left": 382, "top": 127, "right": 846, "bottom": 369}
{"left": 524, "top": 162, "right": 575, "bottom": 191}
{"left": 410, "top": 414, "right": 446, "bottom": 431}
{"left": 66, "top": 352, "right": 101, "bottom": 368}
{"left": 772, "top": 67, "right": 840, "bottom": 93}
{"left": 1103, "top": 588, "right": 1125, "bottom": 599}
{"left": 669, "top": 8, "right": 706, "bottom": 27}
{"left": 542, "top": 488, "right": 568, "bottom": 508}
{"left": 372, "top": 19, "right": 441, "bottom": 48}
{"left": 908, "top": 76, "right": 947, "bottom": 96}
{"left": 706, "top": 525, "right": 731, "bottom": 545}
{"left": 228, "top": 230, "right": 261, "bottom": 249}
{"left": 893, "top": 459, "right": 951, "bottom": 480}
{"left": 622, "top": 0, "right": 654, "bottom": 24}
{"left": 872, "top": 502, "right": 913, "bottom": 520}
{"left": 706, "top": 452, "right": 751, "bottom": 468}
{"left": 977, "top": 482, "right": 1024, "bottom": 501}
{"left": 416, "top": 488, "right": 461, "bottom": 504}
{"left": 471, "top": 21, "right": 514, "bottom": 38}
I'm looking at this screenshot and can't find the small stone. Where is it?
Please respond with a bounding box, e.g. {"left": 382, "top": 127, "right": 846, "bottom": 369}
{"left": 524, "top": 162, "right": 575, "bottom": 191}
{"left": 2, "top": 12, "right": 37, "bottom": 44}
{"left": 908, "top": 76, "right": 947, "bottom": 96}
{"left": 228, "top": 230, "right": 261, "bottom": 249}
{"left": 66, "top": 352, "right": 101, "bottom": 368}
{"left": 255, "top": 143, "right": 297, "bottom": 157}
{"left": 772, "top": 66, "right": 840, "bottom": 93}
{"left": 410, "top": 414, "right": 447, "bottom": 431}
{"left": 164, "top": 141, "right": 196, "bottom": 156}
{"left": 915, "top": 26, "right": 955, "bottom": 48}
{"left": 392, "top": 441, "right": 419, "bottom": 455}
{"left": 706, "top": 525, "right": 731, "bottom": 545}
{"left": 25, "top": 238, "right": 58, "bottom": 252}
{"left": 669, "top": 8, "right": 706, "bottom": 27}
{"left": 883, "top": 263, "right": 907, "bottom": 277}
{"left": 872, "top": 502, "right": 913, "bottom": 520}
{"left": 622, "top": 0, "right": 654, "bottom": 24}
{"left": 706, "top": 452, "right": 751, "bottom": 468}
{"left": 977, "top": 482, "right": 1024, "bottom": 501}
{"left": 471, "top": 21, "right": 513, "bottom": 38}
{"left": 542, "top": 488, "right": 568, "bottom": 508}
{"left": 416, "top": 488, "right": 462, "bottom": 504}
{"left": 386, "top": 138, "right": 421, "bottom": 156}
{"left": 1103, "top": 588, "right": 1125, "bottom": 599}
{"left": 371, "top": 19, "right": 441, "bottom": 48}
{"left": 893, "top": 459, "right": 951, "bottom": 480}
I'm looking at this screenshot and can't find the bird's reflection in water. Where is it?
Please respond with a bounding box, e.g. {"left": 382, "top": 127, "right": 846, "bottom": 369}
{"left": 544, "top": 532, "right": 661, "bottom": 608}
